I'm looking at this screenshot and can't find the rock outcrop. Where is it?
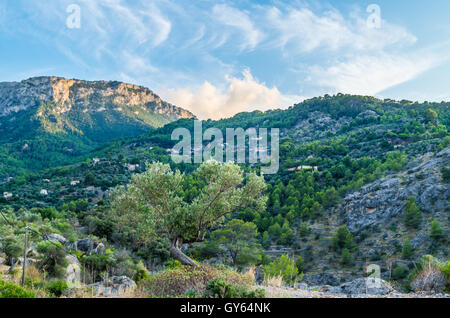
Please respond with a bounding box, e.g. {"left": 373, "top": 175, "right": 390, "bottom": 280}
{"left": 65, "top": 255, "right": 81, "bottom": 287}
{"left": 344, "top": 148, "right": 450, "bottom": 232}
{"left": 88, "top": 276, "right": 137, "bottom": 297}
{"left": 0, "top": 76, "right": 194, "bottom": 120}
{"left": 327, "top": 278, "right": 394, "bottom": 296}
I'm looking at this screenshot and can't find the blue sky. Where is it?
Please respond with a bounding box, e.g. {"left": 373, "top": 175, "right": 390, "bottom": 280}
{"left": 0, "top": 0, "right": 449, "bottom": 119}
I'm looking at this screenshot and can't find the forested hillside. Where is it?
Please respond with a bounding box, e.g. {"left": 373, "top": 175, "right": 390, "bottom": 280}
{"left": 1, "top": 93, "right": 449, "bottom": 297}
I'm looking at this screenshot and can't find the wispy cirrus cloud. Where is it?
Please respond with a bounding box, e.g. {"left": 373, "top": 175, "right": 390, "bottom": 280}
{"left": 2, "top": 0, "right": 450, "bottom": 118}
{"left": 308, "top": 52, "right": 440, "bottom": 96}
{"left": 264, "top": 5, "right": 417, "bottom": 53}
{"left": 212, "top": 4, "right": 264, "bottom": 51}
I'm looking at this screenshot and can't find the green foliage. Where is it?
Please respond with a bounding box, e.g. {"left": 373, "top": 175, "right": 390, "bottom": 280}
{"left": 298, "top": 222, "right": 310, "bottom": 237}
{"left": 331, "top": 226, "right": 355, "bottom": 252}
{"left": 0, "top": 279, "right": 36, "bottom": 298}
{"left": 392, "top": 264, "right": 409, "bottom": 280}
{"left": 0, "top": 235, "right": 23, "bottom": 264}
{"left": 141, "top": 265, "right": 253, "bottom": 297}
{"left": 209, "top": 219, "right": 262, "bottom": 267}
{"left": 424, "top": 108, "right": 438, "bottom": 124}
{"left": 204, "top": 277, "right": 265, "bottom": 298}
{"left": 36, "top": 241, "right": 68, "bottom": 279}
{"left": 263, "top": 254, "right": 299, "bottom": 285}
{"left": 402, "top": 239, "right": 414, "bottom": 260}
{"left": 340, "top": 248, "right": 353, "bottom": 267}
{"left": 46, "top": 280, "right": 68, "bottom": 297}
{"left": 404, "top": 197, "right": 421, "bottom": 229}
{"left": 430, "top": 220, "right": 444, "bottom": 242}
{"left": 110, "top": 161, "right": 267, "bottom": 264}
{"left": 295, "top": 256, "right": 305, "bottom": 273}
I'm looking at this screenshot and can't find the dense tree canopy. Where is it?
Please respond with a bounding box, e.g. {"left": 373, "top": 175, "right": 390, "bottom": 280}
{"left": 110, "top": 161, "right": 267, "bottom": 265}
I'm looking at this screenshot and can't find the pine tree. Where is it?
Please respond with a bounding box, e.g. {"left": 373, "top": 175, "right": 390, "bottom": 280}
{"left": 341, "top": 248, "right": 353, "bottom": 266}
{"left": 430, "top": 220, "right": 444, "bottom": 242}
{"left": 404, "top": 197, "right": 421, "bottom": 229}
{"left": 402, "top": 238, "right": 414, "bottom": 259}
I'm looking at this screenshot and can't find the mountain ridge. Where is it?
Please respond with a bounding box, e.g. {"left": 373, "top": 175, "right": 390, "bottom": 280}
{"left": 0, "top": 76, "right": 195, "bottom": 176}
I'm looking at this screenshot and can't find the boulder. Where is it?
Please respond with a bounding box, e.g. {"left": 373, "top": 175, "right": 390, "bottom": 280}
{"left": 45, "top": 233, "right": 67, "bottom": 245}
{"left": 89, "top": 276, "right": 137, "bottom": 297}
{"left": 70, "top": 238, "right": 105, "bottom": 255}
{"left": 65, "top": 255, "right": 81, "bottom": 287}
{"left": 304, "top": 271, "right": 340, "bottom": 286}
{"left": 328, "top": 278, "right": 394, "bottom": 296}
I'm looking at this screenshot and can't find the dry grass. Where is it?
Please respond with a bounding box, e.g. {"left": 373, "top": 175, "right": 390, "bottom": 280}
{"left": 244, "top": 266, "right": 256, "bottom": 282}
{"left": 264, "top": 275, "right": 283, "bottom": 288}
{"left": 140, "top": 265, "right": 254, "bottom": 298}
{"left": 411, "top": 260, "right": 447, "bottom": 293}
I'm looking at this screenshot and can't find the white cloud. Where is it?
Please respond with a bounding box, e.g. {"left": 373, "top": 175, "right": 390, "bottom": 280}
{"left": 265, "top": 6, "right": 416, "bottom": 53}
{"left": 308, "top": 52, "right": 442, "bottom": 96}
{"left": 212, "top": 4, "right": 264, "bottom": 51}
{"left": 161, "top": 69, "right": 302, "bottom": 120}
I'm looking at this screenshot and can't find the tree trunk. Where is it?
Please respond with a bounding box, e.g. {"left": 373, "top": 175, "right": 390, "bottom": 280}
{"left": 170, "top": 237, "right": 198, "bottom": 267}
{"left": 7, "top": 258, "right": 18, "bottom": 274}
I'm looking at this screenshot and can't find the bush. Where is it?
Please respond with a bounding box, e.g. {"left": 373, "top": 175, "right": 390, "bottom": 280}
{"left": 46, "top": 280, "right": 68, "bottom": 297}
{"left": 341, "top": 248, "right": 353, "bottom": 266}
{"left": 402, "top": 239, "right": 414, "bottom": 259}
{"left": 36, "top": 241, "right": 68, "bottom": 279}
{"left": 0, "top": 279, "right": 36, "bottom": 298}
{"left": 141, "top": 265, "right": 253, "bottom": 297}
{"left": 392, "top": 264, "right": 408, "bottom": 280}
{"left": 263, "top": 254, "right": 299, "bottom": 285}
{"left": 409, "top": 255, "right": 448, "bottom": 293}
{"left": 204, "top": 277, "right": 265, "bottom": 298}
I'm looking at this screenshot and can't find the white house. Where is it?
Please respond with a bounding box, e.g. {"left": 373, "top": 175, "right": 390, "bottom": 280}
{"left": 3, "top": 192, "right": 13, "bottom": 199}
{"left": 40, "top": 189, "right": 48, "bottom": 196}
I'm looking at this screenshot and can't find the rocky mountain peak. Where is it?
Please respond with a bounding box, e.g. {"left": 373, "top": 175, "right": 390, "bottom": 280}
{"left": 0, "top": 76, "right": 195, "bottom": 119}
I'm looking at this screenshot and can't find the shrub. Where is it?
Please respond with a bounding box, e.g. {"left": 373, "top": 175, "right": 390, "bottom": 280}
{"left": 402, "top": 239, "right": 414, "bottom": 259}
{"left": 204, "top": 277, "right": 265, "bottom": 298}
{"left": 36, "top": 241, "right": 68, "bottom": 279}
{"left": 263, "top": 254, "right": 299, "bottom": 286}
{"left": 392, "top": 264, "right": 408, "bottom": 280}
{"left": 341, "top": 248, "right": 353, "bottom": 266}
{"left": 404, "top": 197, "right": 421, "bottom": 229}
{"left": 46, "top": 280, "right": 68, "bottom": 297}
{"left": 141, "top": 265, "right": 253, "bottom": 297}
{"left": 409, "top": 255, "right": 448, "bottom": 293}
{"left": 295, "top": 256, "right": 305, "bottom": 273}
{"left": 0, "top": 279, "right": 36, "bottom": 298}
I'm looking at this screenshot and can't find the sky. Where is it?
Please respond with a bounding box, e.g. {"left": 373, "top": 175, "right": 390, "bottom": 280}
{"left": 0, "top": 0, "right": 450, "bottom": 120}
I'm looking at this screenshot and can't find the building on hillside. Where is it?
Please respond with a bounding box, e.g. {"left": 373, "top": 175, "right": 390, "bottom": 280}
{"left": 287, "top": 165, "right": 319, "bottom": 172}
{"left": 40, "top": 189, "right": 48, "bottom": 196}
{"left": 3, "top": 192, "right": 13, "bottom": 199}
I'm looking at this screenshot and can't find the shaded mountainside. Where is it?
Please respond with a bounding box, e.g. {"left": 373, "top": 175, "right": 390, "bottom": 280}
{"left": 0, "top": 76, "right": 194, "bottom": 177}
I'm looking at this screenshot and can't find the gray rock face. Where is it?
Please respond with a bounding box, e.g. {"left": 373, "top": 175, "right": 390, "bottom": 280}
{"left": 69, "top": 238, "right": 105, "bottom": 255}
{"left": 89, "top": 276, "right": 137, "bottom": 297}
{"left": 327, "top": 278, "right": 394, "bottom": 296}
{"left": 304, "top": 271, "right": 341, "bottom": 286}
{"left": 65, "top": 255, "right": 81, "bottom": 287}
{"left": 344, "top": 148, "right": 450, "bottom": 232}
{"left": 44, "top": 233, "right": 67, "bottom": 245}
{"left": 0, "top": 76, "right": 195, "bottom": 119}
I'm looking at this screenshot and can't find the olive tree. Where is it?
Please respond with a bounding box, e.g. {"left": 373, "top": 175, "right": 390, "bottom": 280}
{"left": 110, "top": 161, "right": 267, "bottom": 266}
